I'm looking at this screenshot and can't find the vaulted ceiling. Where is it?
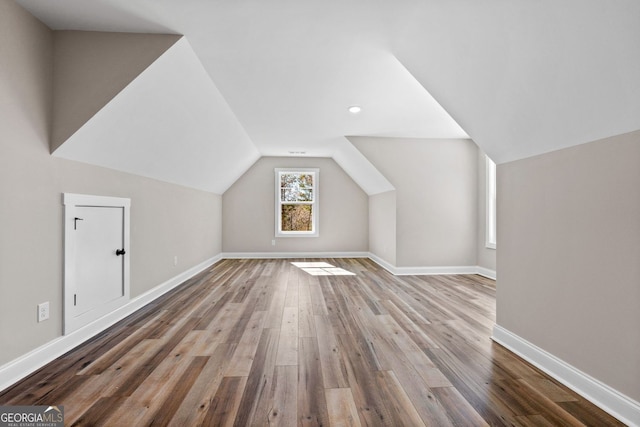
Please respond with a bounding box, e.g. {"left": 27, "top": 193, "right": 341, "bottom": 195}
{"left": 17, "top": 0, "right": 640, "bottom": 194}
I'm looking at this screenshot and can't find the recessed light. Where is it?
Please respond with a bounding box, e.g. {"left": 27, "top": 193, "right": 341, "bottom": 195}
{"left": 348, "top": 105, "right": 362, "bottom": 114}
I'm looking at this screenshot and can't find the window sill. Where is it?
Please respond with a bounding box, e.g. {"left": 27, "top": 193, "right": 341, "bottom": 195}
{"left": 276, "top": 232, "right": 319, "bottom": 238}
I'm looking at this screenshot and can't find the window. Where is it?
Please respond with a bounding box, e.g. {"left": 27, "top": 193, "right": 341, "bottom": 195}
{"left": 275, "top": 168, "right": 319, "bottom": 237}
{"left": 486, "top": 155, "right": 497, "bottom": 249}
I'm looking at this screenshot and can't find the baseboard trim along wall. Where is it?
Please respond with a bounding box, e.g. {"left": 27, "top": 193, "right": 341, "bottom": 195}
{"left": 224, "top": 252, "right": 497, "bottom": 279}
{"left": 492, "top": 324, "right": 640, "bottom": 427}
{"left": 0, "top": 254, "right": 222, "bottom": 393}
{"left": 222, "top": 251, "right": 369, "bottom": 259}
{"left": 367, "top": 252, "right": 497, "bottom": 279}
{"left": 475, "top": 266, "right": 497, "bottom": 280}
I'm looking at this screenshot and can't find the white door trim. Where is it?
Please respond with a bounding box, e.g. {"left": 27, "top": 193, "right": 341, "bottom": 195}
{"left": 63, "top": 193, "right": 131, "bottom": 335}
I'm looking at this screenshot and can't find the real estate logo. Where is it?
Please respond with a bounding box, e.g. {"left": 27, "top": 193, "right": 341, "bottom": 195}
{"left": 0, "top": 406, "right": 64, "bottom": 427}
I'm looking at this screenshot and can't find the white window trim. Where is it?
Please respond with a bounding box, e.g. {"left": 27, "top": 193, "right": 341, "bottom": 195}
{"left": 275, "top": 168, "right": 319, "bottom": 237}
{"left": 486, "top": 156, "right": 497, "bottom": 249}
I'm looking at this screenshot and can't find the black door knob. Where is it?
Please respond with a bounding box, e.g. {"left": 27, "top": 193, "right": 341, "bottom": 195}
{"left": 116, "top": 249, "right": 126, "bottom": 256}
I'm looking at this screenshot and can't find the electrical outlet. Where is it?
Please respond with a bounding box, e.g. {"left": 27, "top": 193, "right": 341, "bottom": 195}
{"left": 271, "top": 240, "right": 276, "bottom": 246}
{"left": 37, "top": 302, "right": 49, "bottom": 322}
{"left": 174, "top": 255, "right": 178, "bottom": 266}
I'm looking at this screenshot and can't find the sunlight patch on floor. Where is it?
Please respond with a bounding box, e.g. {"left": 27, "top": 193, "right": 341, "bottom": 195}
{"left": 290, "top": 262, "right": 356, "bottom": 276}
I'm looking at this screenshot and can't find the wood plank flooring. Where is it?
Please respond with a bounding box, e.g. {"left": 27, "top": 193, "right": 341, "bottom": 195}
{"left": 0, "top": 258, "right": 624, "bottom": 426}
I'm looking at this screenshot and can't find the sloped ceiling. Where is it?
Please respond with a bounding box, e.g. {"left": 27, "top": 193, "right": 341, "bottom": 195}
{"left": 393, "top": 0, "right": 640, "bottom": 164}
{"left": 17, "top": 0, "right": 640, "bottom": 193}
{"left": 53, "top": 37, "right": 260, "bottom": 194}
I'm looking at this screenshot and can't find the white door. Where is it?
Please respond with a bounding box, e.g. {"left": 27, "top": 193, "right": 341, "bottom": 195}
{"left": 74, "top": 206, "right": 124, "bottom": 316}
{"left": 63, "top": 193, "right": 131, "bottom": 334}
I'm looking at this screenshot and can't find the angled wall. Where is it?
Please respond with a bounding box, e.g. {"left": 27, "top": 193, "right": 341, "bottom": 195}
{"left": 52, "top": 30, "right": 180, "bottom": 151}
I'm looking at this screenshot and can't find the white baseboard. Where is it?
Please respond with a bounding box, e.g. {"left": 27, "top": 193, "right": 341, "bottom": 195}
{"left": 222, "top": 251, "right": 369, "bottom": 259}
{"left": 476, "top": 266, "right": 497, "bottom": 280}
{"left": 223, "top": 252, "right": 496, "bottom": 280}
{"left": 492, "top": 325, "right": 640, "bottom": 427}
{"left": 393, "top": 265, "right": 478, "bottom": 275}
{"left": 366, "top": 252, "right": 397, "bottom": 274}
{"left": 0, "top": 255, "right": 222, "bottom": 393}
{"left": 367, "top": 253, "right": 497, "bottom": 279}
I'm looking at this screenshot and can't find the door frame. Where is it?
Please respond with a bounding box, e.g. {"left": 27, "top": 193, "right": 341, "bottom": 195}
{"left": 63, "top": 193, "right": 131, "bottom": 334}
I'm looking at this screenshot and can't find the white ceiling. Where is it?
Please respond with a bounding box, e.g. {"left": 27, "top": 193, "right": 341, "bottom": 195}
{"left": 392, "top": 0, "right": 640, "bottom": 164}
{"left": 17, "top": 0, "right": 640, "bottom": 193}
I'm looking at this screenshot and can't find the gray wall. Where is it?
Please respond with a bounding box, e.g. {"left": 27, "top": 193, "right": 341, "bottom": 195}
{"left": 497, "top": 130, "right": 640, "bottom": 402}
{"left": 222, "top": 157, "right": 368, "bottom": 253}
{"left": 352, "top": 137, "right": 478, "bottom": 267}
{"left": 477, "top": 149, "right": 497, "bottom": 272}
{"left": 0, "top": 0, "right": 222, "bottom": 366}
{"left": 369, "top": 190, "right": 397, "bottom": 265}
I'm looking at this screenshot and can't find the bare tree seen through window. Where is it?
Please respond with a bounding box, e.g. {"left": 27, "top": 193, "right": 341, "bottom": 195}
{"left": 279, "top": 172, "right": 314, "bottom": 232}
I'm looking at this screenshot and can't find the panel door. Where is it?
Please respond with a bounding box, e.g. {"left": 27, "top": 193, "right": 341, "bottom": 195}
{"left": 73, "top": 206, "right": 125, "bottom": 317}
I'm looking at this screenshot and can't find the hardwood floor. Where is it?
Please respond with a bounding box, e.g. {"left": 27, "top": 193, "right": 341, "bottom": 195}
{"left": 0, "top": 258, "right": 624, "bottom": 426}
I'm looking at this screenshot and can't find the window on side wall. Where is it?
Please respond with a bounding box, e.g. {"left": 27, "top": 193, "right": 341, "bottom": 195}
{"left": 486, "top": 155, "right": 497, "bottom": 249}
{"left": 275, "top": 168, "right": 319, "bottom": 237}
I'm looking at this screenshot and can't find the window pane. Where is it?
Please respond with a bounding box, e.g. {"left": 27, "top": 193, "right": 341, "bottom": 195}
{"left": 281, "top": 204, "right": 313, "bottom": 231}
{"left": 280, "top": 173, "right": 313, "bottom": 188}
{"left": 486, "top": 155, "right": 497, "bottom": 248}
{"left": 280, "top": 172, "right": 314, "bottom": 202}
{"left": 281, "top": 188, "right": 313, "bottom": 202}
